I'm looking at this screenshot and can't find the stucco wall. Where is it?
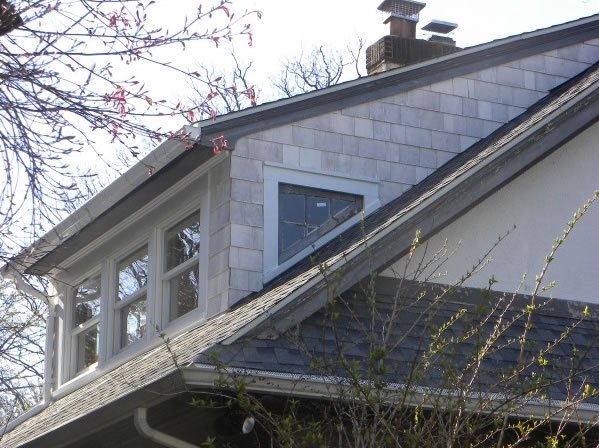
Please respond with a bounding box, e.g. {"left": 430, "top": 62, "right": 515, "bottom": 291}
{"left": 223, "top": 40, "right": 599, "bottom": 307}
{"left": 382, "top": 122, "right": 599, "bottom": 303}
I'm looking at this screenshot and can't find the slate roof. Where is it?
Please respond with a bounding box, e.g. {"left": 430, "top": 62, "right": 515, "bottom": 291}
{"left": 3, "top": 39, "right": 599, "bottom": 448}
{"left": 204, "top": 278, "right": 599, "bottom": 406}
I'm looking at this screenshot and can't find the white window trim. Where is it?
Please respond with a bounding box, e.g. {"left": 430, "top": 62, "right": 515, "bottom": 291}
{"left": 54, "top": 164, "right": 212, "bottom": 388}
{"left": 62, "top": 266, "right": 103, "bottom": 382}
{"left": 155, "top": 201, "right": 209, "bottom": 331}
{"left": 111, "top": 241, "right": 149, "bottom": 353}
{"left": 264, "top": 163, "right": 380, "bottom": 281}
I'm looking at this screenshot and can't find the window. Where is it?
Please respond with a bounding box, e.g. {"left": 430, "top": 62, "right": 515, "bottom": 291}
{"left": 278, "top": 184, "right": 362, "bottom": 262}
{"left": 163, "top": 210, "right": 201, "bottom": 321}
{"left": 116, "top": 246, "right": 148, "bottom": 349}
{"left": 56, "top": 160, "right": 213, "bottom": 385}
{"left": 72, "top": 275, "right": 101, "bottom": 373}
{"left": 263, "top": 163, "right": 380, "bottom": 280}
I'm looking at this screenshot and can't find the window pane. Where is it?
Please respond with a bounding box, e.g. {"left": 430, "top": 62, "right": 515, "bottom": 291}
{"left": 280, "top": 222, "right": 305, "bottom": 252}
{"left": 169, "top": 264, "right": 199, "bottom": 321}
{"left": 166, "top": 211, "right": 201, "bottom": 271}
{"left": 74, "top": 276, "right": 101, "bottom": 327}
{"left": 331, "top": 198, "right": 354, "bottom": 216}
{"left": 280, "top": 191, "right": 305, "bottom": 223}
{"left": 278, "top": 184, "right": 363, "bottom": 263}
{"left": 307, "top": 196, "right": 330, "bottom": 226}
{"left": 121, "top": 296, "right": 147, "bottom": 348}
{"left": 76, "top": 324, "right": 99, "bottom": 372}
{"left": 118, "top": 247, "right": 148, "bottom": 301}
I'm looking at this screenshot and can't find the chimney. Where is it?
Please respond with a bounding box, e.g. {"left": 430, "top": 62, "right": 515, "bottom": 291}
{"left": 366, "top": 0, "right": 461, "bottom": 75}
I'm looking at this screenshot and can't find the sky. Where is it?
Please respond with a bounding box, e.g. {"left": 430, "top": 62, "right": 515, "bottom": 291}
{"left": 237, "top": 0, "right": 599, "bottom": 83}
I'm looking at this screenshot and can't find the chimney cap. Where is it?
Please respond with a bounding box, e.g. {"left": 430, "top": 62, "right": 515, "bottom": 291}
{"left": 378, "top": 0, "right": 426, "bottom": 22}
{"left": 422, "top": 19, "right": 458, "bottom": 34}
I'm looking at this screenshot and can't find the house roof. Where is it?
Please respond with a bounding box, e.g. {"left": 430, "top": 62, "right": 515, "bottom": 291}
{"left": 3, "top": 33, "right": 599, "bottom": 448}
{"left": 11, "top": 13, "right": 599, "bottom": 276}
{"left": 203, "top": 278, "right": 599, "bottom": 407}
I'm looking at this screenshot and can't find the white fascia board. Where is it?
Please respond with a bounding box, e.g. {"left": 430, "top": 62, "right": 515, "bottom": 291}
{"left": 222, "top": 78, "right": 599, "bottom": 346}
{"left": 182, "top": 364, "right": 599, "bottom": 425}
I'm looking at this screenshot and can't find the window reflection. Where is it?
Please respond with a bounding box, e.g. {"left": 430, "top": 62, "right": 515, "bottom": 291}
{"left": 121, "top": 296, "right": 147, "bottom": 346}
{"left": 169, "top": 265, "right": 199, "bottom": 320}
{"left": 165, "top": 212, "right": 201, "bottom": 272}
{"left": 118, "top": 247, "right": 148, "bottom": 301}
{"left": 117, "top": 247, "right": 148, "bottom": 349}
{"left": 74, "top": 276, "right": 101, "bottom": 327}
{"left": 279, "top": 184, "right": 362, "bottom": 262}
{"left": 76, "top": 324, "right": 99, "bottom": 371}
{"left": 165, "top": 211, "right": 200, "bottom": 321}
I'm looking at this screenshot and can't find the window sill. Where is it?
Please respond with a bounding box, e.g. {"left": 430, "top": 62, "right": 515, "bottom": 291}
{"left": 52, "top": 308, "right": 207, "bottom": 401}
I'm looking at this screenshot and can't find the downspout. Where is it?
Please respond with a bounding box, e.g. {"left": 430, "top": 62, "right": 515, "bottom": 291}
{"left": 134, "top": 407, "right": 201, "bottom": 448}
{"left": 42, "top": 303, "right": 56, "bottom": 403}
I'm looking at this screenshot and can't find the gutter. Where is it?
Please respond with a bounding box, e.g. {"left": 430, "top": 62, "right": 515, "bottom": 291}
{"left": 1, "top": 264, "right": 49, "bottom": 304}
{"left": 182, "top": 364, "right": 599, "bottom": 425}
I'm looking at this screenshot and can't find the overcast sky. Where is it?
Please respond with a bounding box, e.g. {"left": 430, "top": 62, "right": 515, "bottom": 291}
{"left": 238, "top": 0, "right": 599, "bottom": 83}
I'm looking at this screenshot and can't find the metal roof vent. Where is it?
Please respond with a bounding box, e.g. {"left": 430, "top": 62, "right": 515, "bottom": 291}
{"left": 422, "top": 19, "right": 458, "bottom": 34}
{"left": 378, "top": 0, "right": 426, "bottom": 22}
{"left": 378, "top": 0, "right": 426, "bottom": 39}
{"left": 423, "top": 19, "right": 458, "bottom": 47}
{"left": 367, "top": 0, "right": 461, "bottom": 75}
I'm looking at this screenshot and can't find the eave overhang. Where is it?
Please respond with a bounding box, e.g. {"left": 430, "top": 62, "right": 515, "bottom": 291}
{"left": 181, "top": 365, "right": 599, "bottom": 425}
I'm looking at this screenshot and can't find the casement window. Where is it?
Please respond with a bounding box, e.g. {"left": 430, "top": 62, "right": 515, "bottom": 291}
{"left": 72, "top": 275, "right": 101, "bottom": 373}
{"left": 115, "top": 246, "right": 148, "bottom": 349}
{"left": 279, "top": 184, "right": 363, "bottom": 262}
{"left": 163, "top": 211, "right": 201, "bottom": 321}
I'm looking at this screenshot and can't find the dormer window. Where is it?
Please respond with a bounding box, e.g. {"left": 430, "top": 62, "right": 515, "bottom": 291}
{"left": 72, "top": 275, "right": 101, "bottom": 373}
{"left": 53, "top": 164, "right": 211, "bottom": 386}
{"left": 263, "top": 163, "right": 380, "bottom": 280}
{"left": 116, "top": 246, "right": 148, "bottom": 349}
{"left": 279, "top": 184, "right": 363, "bottom": 262}
{"left": 163, "top": 211, "right": 201, "bottom": 321}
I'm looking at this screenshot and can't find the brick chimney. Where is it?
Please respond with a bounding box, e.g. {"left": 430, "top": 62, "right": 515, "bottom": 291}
{"left": 366, "top": 0, "right": 461, "bottom": 75}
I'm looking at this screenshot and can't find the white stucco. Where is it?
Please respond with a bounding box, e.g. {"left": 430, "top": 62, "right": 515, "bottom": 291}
{"left": 383, "top": 122, "right": 599, "bottom": 303}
